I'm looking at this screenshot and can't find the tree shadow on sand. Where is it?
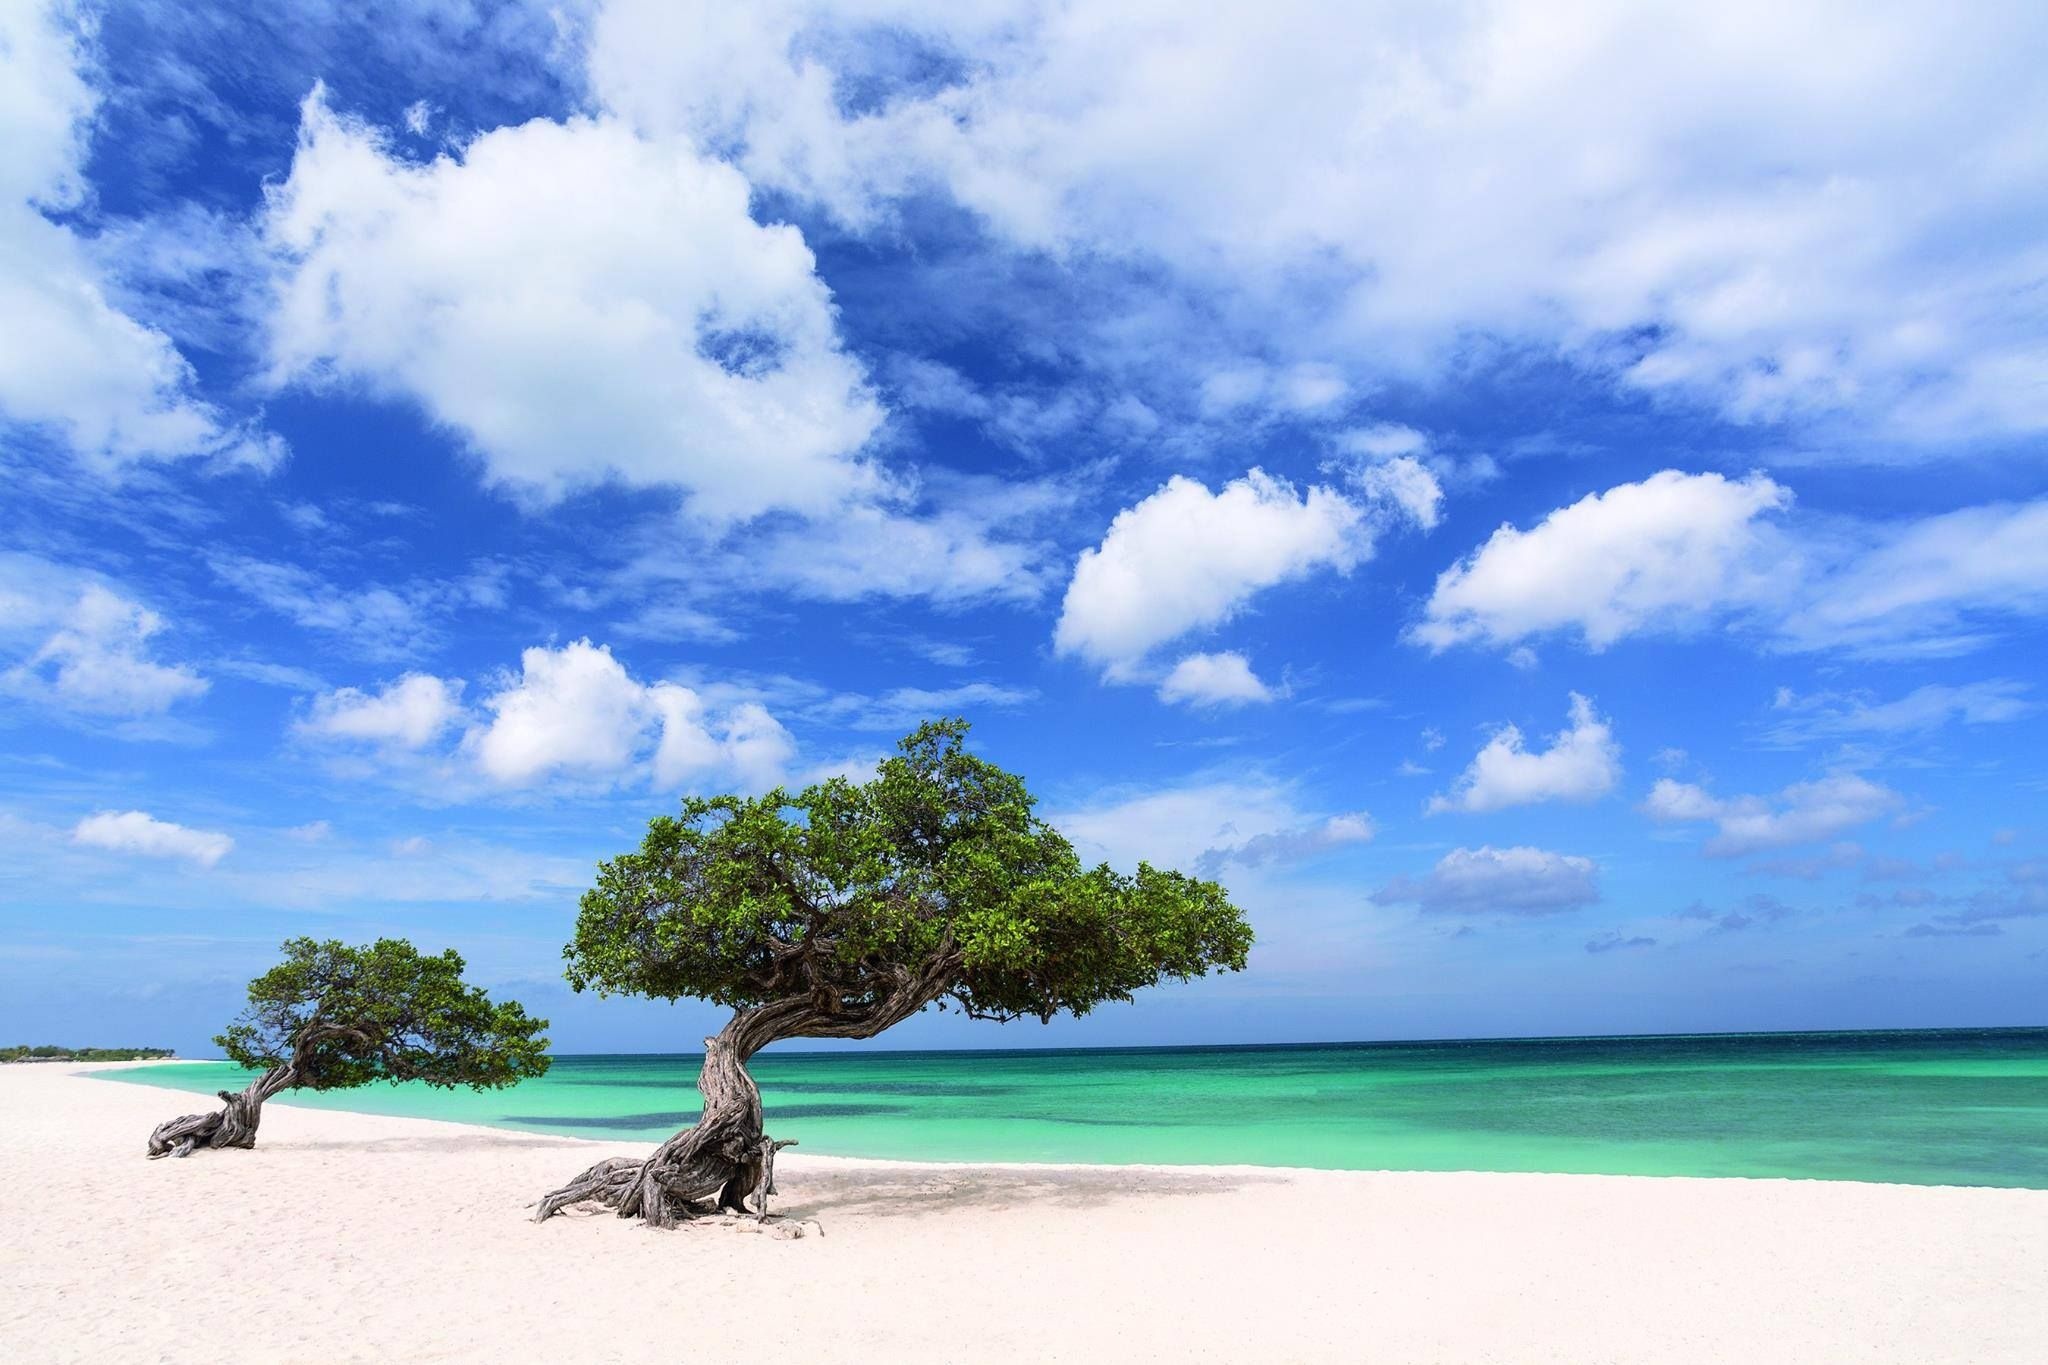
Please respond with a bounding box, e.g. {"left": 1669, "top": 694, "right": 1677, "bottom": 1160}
{"left": 765, "top": 1165, "right": 1284, "bottom": 1219}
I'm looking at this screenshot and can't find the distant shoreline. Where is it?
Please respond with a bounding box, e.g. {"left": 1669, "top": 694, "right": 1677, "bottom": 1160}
{"left": 3, "top": 1048, "right": 178, "bottom": 1064}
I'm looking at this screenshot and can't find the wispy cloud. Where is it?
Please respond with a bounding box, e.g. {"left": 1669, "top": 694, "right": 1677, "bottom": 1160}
{"left": 1051, "top": 778, "right": 1371, "bottom": 878}
{"left": 1644, "top": 773, "right": 1903, "bottom": 857}
{"left": 1374, "top": 846, "right": 1600, "bottom": 917}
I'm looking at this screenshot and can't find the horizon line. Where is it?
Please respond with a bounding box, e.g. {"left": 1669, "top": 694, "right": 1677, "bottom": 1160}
{"left": 136, "top": 1020, "right": 2048, "bottom": 1066}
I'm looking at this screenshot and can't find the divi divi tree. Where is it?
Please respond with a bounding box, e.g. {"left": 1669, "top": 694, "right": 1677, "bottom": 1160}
{"left": 146, "top": 938, "right": 550, "bottom": 1158}
{"left": 536, "top": 720, "right": 1253, "bottom": 1227}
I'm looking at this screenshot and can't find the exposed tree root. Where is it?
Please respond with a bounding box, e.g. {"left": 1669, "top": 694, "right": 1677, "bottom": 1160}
{"left": 146, "top": 1065, "right": 294, "bottom": 1158}
{"left": 536, "top": 1134, "right": 798, "bottom": 1225}
{"left": 538, "top": 969, "right": 953, "bottom": 1229}
{"left": 147, "top": 1089, "right": 260, "bottom": 1158}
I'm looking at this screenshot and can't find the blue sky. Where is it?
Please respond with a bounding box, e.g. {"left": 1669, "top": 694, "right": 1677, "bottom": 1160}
{"left": 2, "top": 0, "right": 2044, "bottom": 1057}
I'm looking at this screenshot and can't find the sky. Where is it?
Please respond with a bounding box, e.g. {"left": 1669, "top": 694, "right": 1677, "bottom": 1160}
{"left": 2, "top": 0, "right": 2044, "bottom": 1058}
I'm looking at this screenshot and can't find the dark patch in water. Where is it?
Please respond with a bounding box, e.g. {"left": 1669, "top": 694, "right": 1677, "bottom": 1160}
{"left": 552, "top": 1077, "right": 695, "bottom": 1089}
{"left": 506, "top": 1111, "right": 699, "bottom": 1130}
{"left": 767, "top": 1081, "right": 1020, "bottom": 1097}
{"left": 1039, "top": 1114, "right": 1169, "bottom": 1129}
{"left": 554, "top": 1074, "right": 1018, "bottom": 1098}
{"left": 506, "top": 1102, "right": 910, "bottom": 1131}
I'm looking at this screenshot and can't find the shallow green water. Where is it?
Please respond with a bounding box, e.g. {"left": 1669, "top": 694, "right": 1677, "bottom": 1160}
{"left": 106, "top": 1028, "right": 2048, "bottom": 1187}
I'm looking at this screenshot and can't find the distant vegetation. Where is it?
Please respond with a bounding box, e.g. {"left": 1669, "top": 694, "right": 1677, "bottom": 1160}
{"left": 4, "top": 1045, "right": 177, "bottom": 1062}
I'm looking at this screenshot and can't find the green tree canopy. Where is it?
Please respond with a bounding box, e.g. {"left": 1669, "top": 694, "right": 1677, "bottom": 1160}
{"left": 219, "top": 937, "right": 551, "bottom": 1091}
{"left": 540, "top": 719, "right": 1253, "bottom": 1226}
{"left": 563, "top": 719, "right": 1253, "bottom": 1029}
{"left": 149, "top": 937, "right": 548, "bottom": 1158}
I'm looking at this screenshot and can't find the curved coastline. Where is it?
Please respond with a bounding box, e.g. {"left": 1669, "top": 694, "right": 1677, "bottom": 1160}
{"left": 94, "top": 1025, "right": 2048, "bottom": 1189}
{"left": 8, "top": 1062, "right": 2046, "bottom": 1364}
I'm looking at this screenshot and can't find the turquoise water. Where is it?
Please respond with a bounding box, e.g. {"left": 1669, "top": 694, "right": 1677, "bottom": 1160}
{"left": 106, "top": 1028, "right": 2048, "bottom": 1187}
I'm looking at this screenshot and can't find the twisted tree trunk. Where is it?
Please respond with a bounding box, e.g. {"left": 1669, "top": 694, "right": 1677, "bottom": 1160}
{"left": 537, "top": 956, "right": 956, "bottom": 1227}
{"left": 534, "top": 1003, "right": 796, "bottom": 1226}
{"left": 146, "top": 1062, "right": 297, "bottom": 1158}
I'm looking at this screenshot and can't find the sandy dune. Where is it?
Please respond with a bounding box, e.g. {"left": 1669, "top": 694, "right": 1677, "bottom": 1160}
{"left": 1, "top": 1063, "right": 2042, "bottom": 1363}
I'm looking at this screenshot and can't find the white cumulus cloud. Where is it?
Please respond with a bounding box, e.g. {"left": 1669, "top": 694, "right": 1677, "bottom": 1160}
{"left": 1157, "top": 652, "right": 1276, "bottom": 708}
{"left": 1430, "top": 693, "right": 1621, "bottom": 814}
{"left": 644, "top": 690, "right": 795, "bottom": 793}
{"left": 1416, "top": 471, "right": 1792, "bottom": 651}
{"left": 262, "top": 86, "right": 883, "bottom": 522}
{"left": 298, "top": 640, "right": 800, "bottom": 795}
{"left": 468, "top": 640, "right": 654, "bottom": 786}
{"left": 1417, "top": 473, "right": 2048, "bottom": 659}
{"left": 298, "top": 673, "right": 464, "bottom": 748}
{"left": 1054, "top": 469, "right": 1366, "bottom": 676}
{"left": 463, "top": 640, "right": 794, "bottom": 792}
{"left": 72, "top": 810, "right": 233, "bottom": 867}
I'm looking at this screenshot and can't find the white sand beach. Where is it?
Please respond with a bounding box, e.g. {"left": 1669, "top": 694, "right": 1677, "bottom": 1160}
{"left": 2, "top": 1063, "right": 2043, "bottom": 1364}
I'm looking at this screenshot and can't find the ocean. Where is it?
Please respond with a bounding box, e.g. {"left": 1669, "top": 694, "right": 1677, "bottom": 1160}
{"left": 106, "top": 1026, "right": 2048, "bottom": 1187}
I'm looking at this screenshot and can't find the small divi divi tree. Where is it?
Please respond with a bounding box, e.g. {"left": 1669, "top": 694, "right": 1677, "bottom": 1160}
{"left": 147, "top": 937, "right": 549, "bottom": 1158}
{"left": 536, "top": 719, "right": 1253, "bottom": 1227}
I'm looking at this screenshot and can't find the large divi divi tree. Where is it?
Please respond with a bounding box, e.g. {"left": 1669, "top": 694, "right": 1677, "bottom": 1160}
{"left": 536, "top": 720, "right": 1253, "bottom": 1227}
{"left": 146, "top": 938, "right": 550, "bottom": 1158}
